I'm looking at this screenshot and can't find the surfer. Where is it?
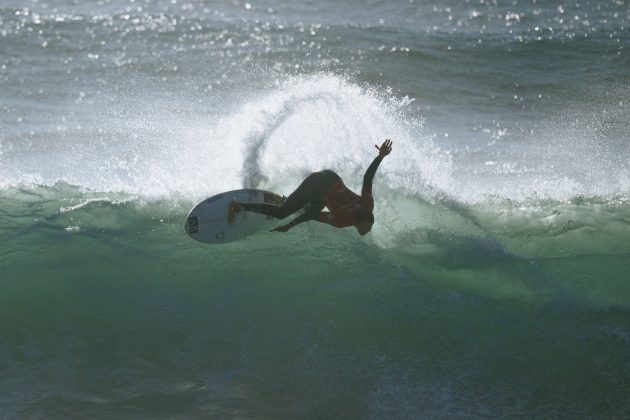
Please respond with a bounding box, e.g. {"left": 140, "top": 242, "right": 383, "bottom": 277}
{"left": 228, "top": 139, "right": 392, "bottom": 236}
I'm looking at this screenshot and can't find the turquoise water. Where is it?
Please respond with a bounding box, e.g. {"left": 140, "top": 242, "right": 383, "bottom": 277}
{"left": 2, "top": 0, "right": 630, "bottom": 417}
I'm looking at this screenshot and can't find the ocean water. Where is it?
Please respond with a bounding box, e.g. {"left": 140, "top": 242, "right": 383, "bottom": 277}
{"left": 1, "top": 0, "right": 630, "bottom": 417}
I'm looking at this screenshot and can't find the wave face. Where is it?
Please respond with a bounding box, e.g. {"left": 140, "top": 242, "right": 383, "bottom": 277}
{"left": 2, "top": 0, "right": 630, "bottom": 417}
{"left": 1, "top": 183, "right": 630, "bottom": 418}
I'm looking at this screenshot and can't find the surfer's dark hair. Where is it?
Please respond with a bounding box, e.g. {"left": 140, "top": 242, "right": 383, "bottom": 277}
{"left": 355, "top": 207, "right": 374, "bottom": 225}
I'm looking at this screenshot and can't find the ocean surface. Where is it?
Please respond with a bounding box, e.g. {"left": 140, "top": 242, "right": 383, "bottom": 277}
{"left": 1, "top": 0, "right": 630, "bottom": 417}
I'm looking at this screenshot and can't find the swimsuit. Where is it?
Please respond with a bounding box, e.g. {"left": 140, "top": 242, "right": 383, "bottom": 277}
{"left": 319, "top": 178, "right": 373, "bottom": 227}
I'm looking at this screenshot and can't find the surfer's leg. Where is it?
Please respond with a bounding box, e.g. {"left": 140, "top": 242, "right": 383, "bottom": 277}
{"left": 228, "top": 201, "right": 280, "bottom": 223}
{"left": 269, "top": 170, "right": 338, "bottom": 218}
{"left": 304, "top": 196, "right": 325, "bottom": 213}
{"left": 233, "top": 170, "right": 338, "bottom": 220}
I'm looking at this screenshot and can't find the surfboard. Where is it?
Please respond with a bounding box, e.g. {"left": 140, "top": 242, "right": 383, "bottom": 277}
{"left": 184, "top": 189, "right": 285, "bottom": 244}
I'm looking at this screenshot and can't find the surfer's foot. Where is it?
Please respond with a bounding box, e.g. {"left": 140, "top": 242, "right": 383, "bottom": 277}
{"left": 227, "top": 202, "right": 243, "bottom": 224}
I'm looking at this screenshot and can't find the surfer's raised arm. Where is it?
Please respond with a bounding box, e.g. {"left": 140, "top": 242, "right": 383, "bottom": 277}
{"left": 361, "top": 139, "right": 392, "bottom": 198}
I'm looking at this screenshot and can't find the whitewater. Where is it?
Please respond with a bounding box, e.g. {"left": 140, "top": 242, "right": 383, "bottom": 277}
{"left": 1, "top": 0, "right": 629, "bottom": 418}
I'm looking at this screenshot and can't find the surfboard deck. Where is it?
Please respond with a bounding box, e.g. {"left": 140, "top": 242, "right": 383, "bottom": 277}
{"left": 184, "top": 189, "right": 285, "bottom": 244}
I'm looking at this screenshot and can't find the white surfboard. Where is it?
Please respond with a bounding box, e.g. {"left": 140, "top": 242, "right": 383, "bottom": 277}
{"left": 184, "top": 189, "right": 285, "bottom": 244}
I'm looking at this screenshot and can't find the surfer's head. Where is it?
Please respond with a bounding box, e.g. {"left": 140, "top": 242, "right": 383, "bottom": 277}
{"left": 354, "top": 207, "right": 374, "bottom": 236}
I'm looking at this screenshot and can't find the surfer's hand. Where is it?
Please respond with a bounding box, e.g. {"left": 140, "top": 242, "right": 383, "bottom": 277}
{"left": 375, "top": 139, "right": 392, "bottom": 157}
{"left": 271, "top": 224, "right": 291, "bottom": 233}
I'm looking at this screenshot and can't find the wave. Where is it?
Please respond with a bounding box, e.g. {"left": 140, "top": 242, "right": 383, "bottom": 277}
{"left": 2, "top": 67, "right": 629, "bottom": 275}
{"left": 3, "top": 181, "right": 629, "bottom": 418}
{"left": 2, "top": 182, "right": 629, "bottom": 309}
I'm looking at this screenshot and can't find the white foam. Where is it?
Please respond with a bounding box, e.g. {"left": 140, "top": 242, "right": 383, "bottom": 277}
{"left": 2, "top": 73, "right": 627, "bottom": 204}
{"left": 1, "top": 74, "right": 450, "bottom": 202}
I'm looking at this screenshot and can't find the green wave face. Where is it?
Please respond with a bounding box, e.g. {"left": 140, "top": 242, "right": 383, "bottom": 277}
{"left": 1, "top": 183, "right": 629, "bottom": 417}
